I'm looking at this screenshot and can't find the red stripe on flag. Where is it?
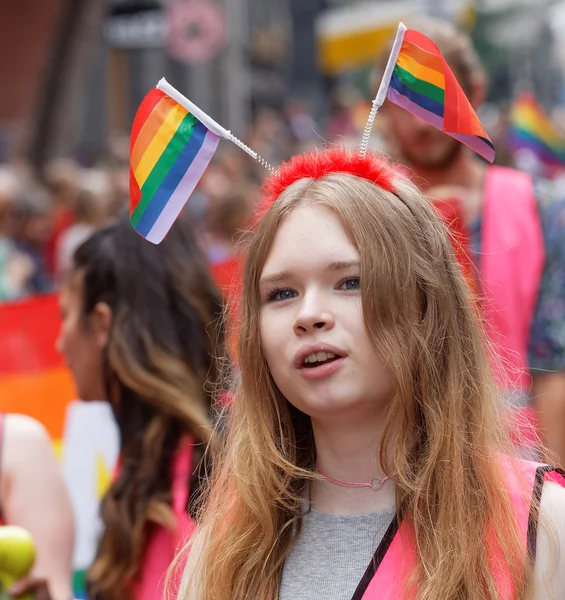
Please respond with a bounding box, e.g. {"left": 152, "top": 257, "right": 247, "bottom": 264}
{"left": 442, "top": 58, "right": 488, "bottom": 138}
{"left": 130, "top": 165, "right": 142, "bottom": 217}
{"left": 404, "top": 29, "right": 443, "bottom": 58}
{"left": 130, "top": 88, "right": 165, "bottom": 149}
{"left": 0, "top": 295, "right": 63, "bottom": 374}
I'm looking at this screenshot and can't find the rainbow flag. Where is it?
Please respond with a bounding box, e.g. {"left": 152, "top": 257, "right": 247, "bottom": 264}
{"left": 384, "top": 26, "right": 495, "bottom": 163}
{"left": 130, "top": 87, "right": 220, "bottom": 244}
{"left": 509, "top": 93, "right": 565, "bottom": 166}
{"left": 0, "top": 294, "right": 75, "bottom": 446}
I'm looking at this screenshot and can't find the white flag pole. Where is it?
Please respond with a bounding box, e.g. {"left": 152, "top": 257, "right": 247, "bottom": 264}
{"left": 157, "top": 78, "right": 229, "bottom": 138}
{"left": 156, "top": 78, "right": 277, "bottom": 174}
{"left": 359, "top": 22, "right": 407, "bottom": 157}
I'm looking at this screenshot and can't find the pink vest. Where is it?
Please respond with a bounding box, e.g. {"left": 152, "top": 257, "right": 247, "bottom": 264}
{"left": 130, "top": 439, "right": 196, "bottom": 600}
{"left": 432, "top": 168, "right": 544, "bottom": 448}
{"left": 355, "top": 458, "right": 565, "bottom": 600}
{"left": 480, "top": 167, "right": 544, "bottom": 391}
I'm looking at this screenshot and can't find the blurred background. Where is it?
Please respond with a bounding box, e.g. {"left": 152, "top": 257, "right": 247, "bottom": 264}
{"left": 2, "top": 0, "right": 565, "bottom": 596}
{"left": 5, "top": 0, "right": 565, "bottom": 170}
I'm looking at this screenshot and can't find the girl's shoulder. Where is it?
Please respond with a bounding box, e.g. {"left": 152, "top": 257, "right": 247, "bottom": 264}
{"left": 3, "top": 414, "right": 52, "bottom": 453}
{"left": 2, "top": 414, "right": 58, "bottom": 483}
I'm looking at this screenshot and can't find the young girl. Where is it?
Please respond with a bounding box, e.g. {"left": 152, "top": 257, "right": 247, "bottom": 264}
{"left": 56, "top": 209, "right": 224, "bottom": 600}
{"left": 178, "top": 148, "right": 565, "bottom": 600}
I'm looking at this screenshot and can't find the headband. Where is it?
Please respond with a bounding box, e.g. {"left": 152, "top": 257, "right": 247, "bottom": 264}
{"left": 259, "top": 147, "right": 397, "bottom": 212}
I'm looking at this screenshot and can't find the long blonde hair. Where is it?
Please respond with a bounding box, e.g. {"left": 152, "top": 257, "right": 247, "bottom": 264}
{"left": 177, "top": 164, "right": 530, "bottom": 600}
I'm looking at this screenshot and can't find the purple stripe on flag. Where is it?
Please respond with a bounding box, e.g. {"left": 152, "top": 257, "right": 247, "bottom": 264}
{"left": 387, "top": 87, "right": 444, "bottom": 130}
{"left": 451, "top": 133, "right": 495, "bottom": 163}
{"left": 145, "top": 130, "right": 220, "bottom": 244}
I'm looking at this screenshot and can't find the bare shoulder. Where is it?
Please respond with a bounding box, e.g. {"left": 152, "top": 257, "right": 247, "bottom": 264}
{"left": 4, "top": 413, "right": 52, "bottom": 448}
{"left": 3, "top": 414, "right": 56, "bottom": 467}
{"left": 533, "top": 480, "right": 565, "bottom": 599}
{"left": 5, "top": 413, "right": 50, "bottom": 440}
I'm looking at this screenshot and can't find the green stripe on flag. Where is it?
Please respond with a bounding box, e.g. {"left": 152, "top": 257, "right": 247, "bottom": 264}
{"left": 72, "top": 569, "right": 87, "bottom": 597}
{"left": 393, "top": 65, "right": 445, "bottom": 105}
{"left": 131, "top": 112, "right": 197, "bottom": 227}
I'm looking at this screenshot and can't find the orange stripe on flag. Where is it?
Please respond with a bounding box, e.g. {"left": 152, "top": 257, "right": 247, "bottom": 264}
{"left": 130, "top": 96, "right": 178, "bottom": 172}
{"left": 0, "top": 366, "right": 76, "bottom": 440}
{"left": 400, "top": 41, "right": 444, "bottom": 79}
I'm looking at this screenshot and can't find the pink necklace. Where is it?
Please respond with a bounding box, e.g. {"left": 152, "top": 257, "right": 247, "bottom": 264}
{"left": 316, "top": 463, "right": 392, "bottom": 490}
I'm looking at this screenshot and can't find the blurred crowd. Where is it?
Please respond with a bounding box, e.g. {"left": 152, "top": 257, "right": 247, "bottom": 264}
{"left": 0, "top": 86, "right": 387, "bottom": 302}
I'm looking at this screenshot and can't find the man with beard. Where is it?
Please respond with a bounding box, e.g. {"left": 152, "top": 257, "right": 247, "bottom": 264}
{"left": 377, "top": 16, "right": 565, "bottom": 466}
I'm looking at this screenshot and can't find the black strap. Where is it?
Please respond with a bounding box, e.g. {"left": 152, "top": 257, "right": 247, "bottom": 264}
{"left": 350, "top": 516, "right": 400, "bottom": 600}
{"left": 348, "top": 464, "right": 565, "bottom": 599}
{"left": 527, "top": 465, "right": 565, "bottom": 561}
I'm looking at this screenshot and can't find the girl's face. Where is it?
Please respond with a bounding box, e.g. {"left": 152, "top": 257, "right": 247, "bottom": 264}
{"left": 259, "top": 204, "right": 393, "bottom": 425}
{"left": 57, "top": 276, "right": 109, "bottom": 402}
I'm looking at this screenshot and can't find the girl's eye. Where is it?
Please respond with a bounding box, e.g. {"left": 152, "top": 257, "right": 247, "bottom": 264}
{"left": 338, "top": 277, "right": 360, "bottom": 291}
{"left": 267, "top": 288, "right": 298, "bottom": 302}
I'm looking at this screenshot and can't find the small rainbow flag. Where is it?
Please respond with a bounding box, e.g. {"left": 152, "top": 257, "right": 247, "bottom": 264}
{"left": 130, "top": 83, "right": 220, "bottom": 244}
{"left": 374, "top": 24, "right": 494, "bottom": 163}
{"left": 509, "top": 93, "right": 565, "bottom": 166}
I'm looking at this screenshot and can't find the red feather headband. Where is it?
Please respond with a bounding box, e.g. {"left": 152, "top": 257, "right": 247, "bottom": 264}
{"left": 260, "top": 147, "right": 397, "bottom": 211}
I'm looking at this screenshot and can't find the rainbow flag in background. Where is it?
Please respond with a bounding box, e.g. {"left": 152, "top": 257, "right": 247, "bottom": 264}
{"left": 0, "top": 294, "right": 75, "bottom": 447}
{"left": 386, "top": 28, "right": 495, "bottom": 163}
{"left": 130, "top": 88, "right": 220, "bottom": 244}
{"left": 509, "top": 93, "right": 565, "bottom": 166}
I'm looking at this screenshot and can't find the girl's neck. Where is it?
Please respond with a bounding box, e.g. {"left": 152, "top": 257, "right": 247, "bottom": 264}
{"left": 310, "top": 416, "right": 396, "bottom": 515}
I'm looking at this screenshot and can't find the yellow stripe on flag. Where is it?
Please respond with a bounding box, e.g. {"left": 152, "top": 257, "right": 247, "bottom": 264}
{"left": 397, "top": 53, "right": 445, "bottom": 90}
{"left": 134, "top": 104, "right": 188, "bottom": 187}
{"left": 514, "top": 104, "right": 564, "bottom": 148}
{"left": 53, "top": 439, "right": 63, "bottom": 460}
{"left": 96, "top": 453, "right": 112, "bottom": 499}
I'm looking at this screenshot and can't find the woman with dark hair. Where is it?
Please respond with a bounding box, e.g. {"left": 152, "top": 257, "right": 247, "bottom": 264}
{"left": 56, "top": 209, "right": 224, "bottom": 600}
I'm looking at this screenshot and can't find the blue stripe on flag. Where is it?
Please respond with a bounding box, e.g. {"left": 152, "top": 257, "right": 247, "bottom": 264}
{"left": 135, "top": 120, "right": 207, "bottom": 238}
{"left": 390, "top": 75, "right": 444, "bottom": 118}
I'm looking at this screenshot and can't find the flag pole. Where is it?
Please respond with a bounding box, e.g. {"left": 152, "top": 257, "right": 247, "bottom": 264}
{"left": 157, "top": 78, "right": 229, "bottom": 138}
{"left": 157, "top": 78, "right": 277, "bottom": 174}
{"left": 359, "top": 22, "right": 407, "bottom": 157}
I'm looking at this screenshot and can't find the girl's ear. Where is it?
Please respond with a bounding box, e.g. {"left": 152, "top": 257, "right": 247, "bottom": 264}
{"left": 90, "top": 302, "right": 112, "bottom": 349}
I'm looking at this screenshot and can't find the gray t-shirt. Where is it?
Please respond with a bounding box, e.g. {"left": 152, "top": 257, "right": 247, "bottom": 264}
{"left": 279, "top": 507, "right": 396, "bottom": 600}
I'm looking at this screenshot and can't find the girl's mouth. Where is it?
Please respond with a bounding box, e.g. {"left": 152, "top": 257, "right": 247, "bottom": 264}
{"left": 299, "top": 354, "right": 346, "bottom": 380}
{"left": 301, "top": 351, "right": 340, "bottom": 368}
